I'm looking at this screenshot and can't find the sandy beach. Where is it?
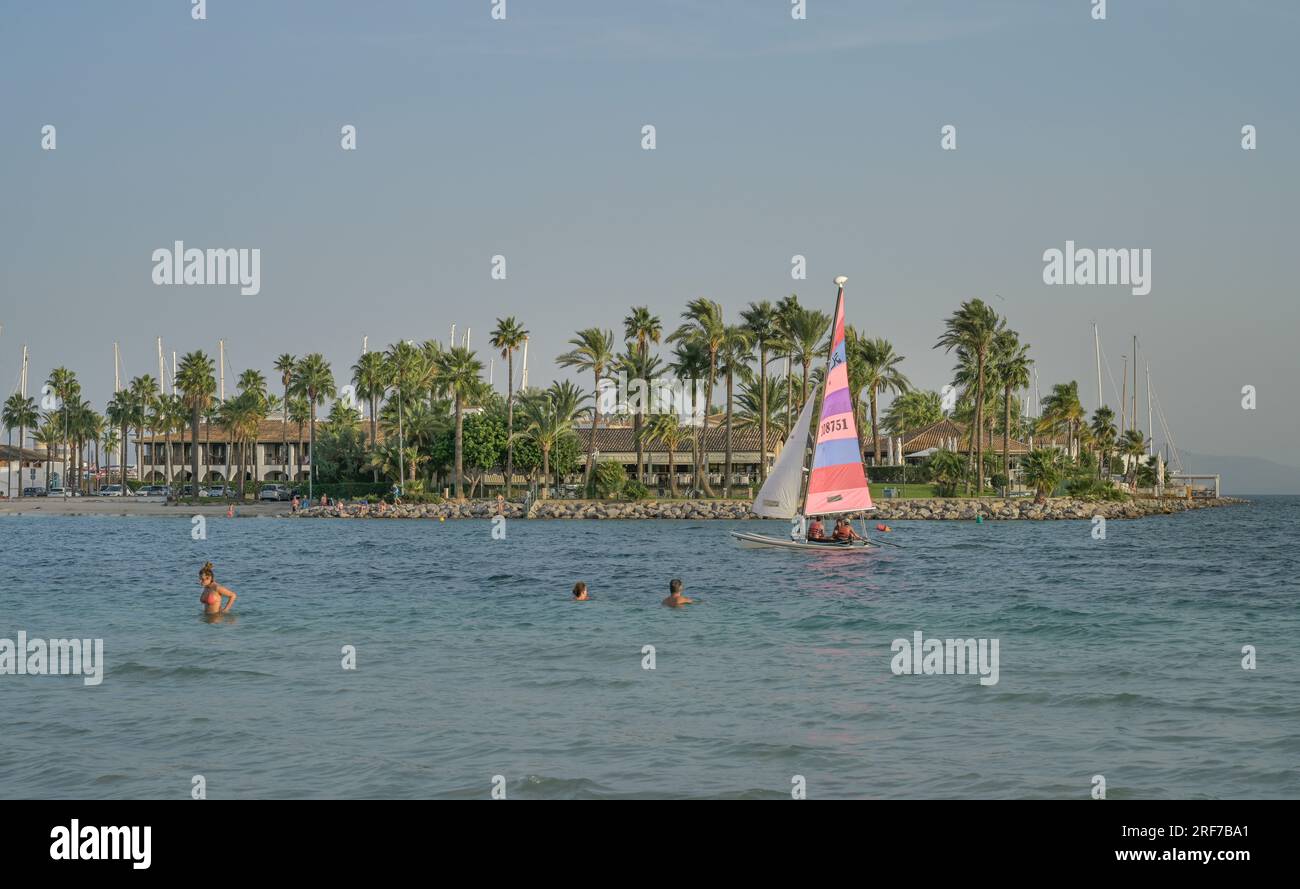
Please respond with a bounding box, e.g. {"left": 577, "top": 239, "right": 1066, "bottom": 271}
{"left": 0, "top": 497, "right": 290, "bottom": 518}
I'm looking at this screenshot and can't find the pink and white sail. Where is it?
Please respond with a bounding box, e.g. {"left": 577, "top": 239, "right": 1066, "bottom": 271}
{"left": 803, "top": 282, "right": 874, "bottom": 516}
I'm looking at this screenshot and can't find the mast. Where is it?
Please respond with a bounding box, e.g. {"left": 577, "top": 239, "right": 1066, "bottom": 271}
{"left": 362, "top": 335, "right": 368, "bottom": 355}
{"left": 1093, "top": 323, "right": 1103, "bottom": 412}
{"left": 113, "top": 342, "right": 121, "bottom": 393}
{"left": 21, "top": 344, "right": 28, "bottom": 397}
{"left": 1146, "top": 363, "right": 1153, "bottom": 455}
{"left": 520, "top": 337, "right": 529, "bottom": 390}
{"left": 157, "top": 337, "right": 165, "bottom": 392}
{"left": 218, "top": 339, "right": 225, "bottom": 402}
{"left": 1132, "top": 335, "right": 1138, "bottom": 440}
{"left": 172, "top": 351, "right": 177, "bottom": 396}
{"left": 1120, "top": 355, "right": 1127, "bottom": 434}
{"left": 449, "top": 323, "right": 456, "bottom": 348}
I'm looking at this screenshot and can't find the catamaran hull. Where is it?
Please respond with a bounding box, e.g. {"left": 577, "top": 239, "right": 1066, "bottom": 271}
{"left": 729, "top": 530, "right": 876, "bottom": 552}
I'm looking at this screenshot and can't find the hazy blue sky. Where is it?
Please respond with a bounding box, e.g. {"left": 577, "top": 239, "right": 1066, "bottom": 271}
{"left": 2, "top": 1, "right": 1297, "bottom": 464}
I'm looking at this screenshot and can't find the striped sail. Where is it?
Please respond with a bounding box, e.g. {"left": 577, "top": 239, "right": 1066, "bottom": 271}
{"left": 803, "top": 285, "right": 874, "bottom": 516}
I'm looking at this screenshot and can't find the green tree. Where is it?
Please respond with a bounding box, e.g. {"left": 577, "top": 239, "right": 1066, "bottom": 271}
{"left": 489, "top": 316, "right": 529, "bottom": 498}
{"left": 557, "top": 327, "right": 615, "bottom": 491}
{"left": 176, "top": 353, "right": 216, "bottom": 497}
{"left": 936, "top": 299, "right": 1003, "bottom": 493}
{"left": 434, "top": 345, "right": 484, "bottom": 500}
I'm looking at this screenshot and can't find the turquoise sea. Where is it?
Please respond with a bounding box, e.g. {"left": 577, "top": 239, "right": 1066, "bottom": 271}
{"left": 1, "top": 498, "right": 1297, "bottom": 799}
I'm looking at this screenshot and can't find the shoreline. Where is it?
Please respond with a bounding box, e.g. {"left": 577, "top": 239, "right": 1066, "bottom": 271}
{"left": 295, "top": 496, "right": 1246, "bottom": 521}
{"left": 0, "top": 495, "right": 1247, "bottom": 521}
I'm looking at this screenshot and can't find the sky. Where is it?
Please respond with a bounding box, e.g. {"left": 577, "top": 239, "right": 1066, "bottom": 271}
{"left": 2, "top": 1, "right": 1297, "bottom": 465}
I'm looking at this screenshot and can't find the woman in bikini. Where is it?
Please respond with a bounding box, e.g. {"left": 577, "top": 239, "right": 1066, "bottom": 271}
{"left": 198, "top": 561, "right": 238, "bottom": 615}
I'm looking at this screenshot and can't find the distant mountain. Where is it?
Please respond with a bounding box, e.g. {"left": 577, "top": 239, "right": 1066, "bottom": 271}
{"left": 1176, "top": 450, "right": 1300, "bottom": 496}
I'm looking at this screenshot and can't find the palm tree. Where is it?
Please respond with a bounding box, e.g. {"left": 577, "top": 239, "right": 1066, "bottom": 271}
{"left": 716, "top": 325, "right": 753, "bottom": 497}
{"left": 785, "top": 307, "right": 831, "bottom": 414}
{"left": 857, "top": 337, "right": 910, "bottom": 468}
{"left": 928, "top": 448, "right": 966, "bottom": 497}
{"left": 45, "top": 367, "right": 80, "bottom": 491}
{"left": 641, "top": 412, "right": 693, "bottom": 498}
{"left": 1090, "top": 406, "right": 1118, "bottom": 481}
{"left": 990, "top": 330, "right": 1032, "bottom": 495}
{"left": 1022, "top": 447, "right": 1067, "bottom": 503}
{"left": 514, "top": 383, "right": 583, "bottom": 498}
{"left": 734, "top": 372, "right": 789, "bottom": 443}
{"left": 274, "top": 354, "right": 296, "bottom": 482}
{"left": 237, "top": 369, "right": 268, "bottom": 494}
{"left": 667, "top": 299, "right": 730, "bottom": 496}
{"left": 106, "top": 393, "right": 132, "bottom": 492}
{"left": 101, "top": 426, "right": 120, "bottom": 486}
{"left": 3, "top": 394, "right": 38, "bottom": 498}
{"left": 775, "top": 294, "right": 800, "bottom": 437}
{"left": 350, "top": 351, "right": 388, "bottom": 482}
{"left": 293, "top": 354, "right": 335, "bottom": 499}
{"left": 1038, "top": 381, "right": 1085, "bottom": 459}
{"left": 1120, "top": 428, "right": 1147, "bottom": 490}
{"left": 935, "top": 299, "right": 1003, "bottom": 494}
{"left": 557, "top": 328, "right": 615, "bottom": 492}
{"left": 489, "top": 316, "right": 530, "bottom": 498}
{"left": 740, "top": 300, "right": 780, "bottom": 482}
{"left": 126, "top": 374, "right": 157, "bottom": 485}
{"left": 434, "top": 345, "right": 484, "bottom": 501}
{"left": 149, "top": 395, "right": 172, "bottom": 487}
{"left": 622, "top": 307, "right": 661, "bottom": 485}
{"left": 35, "top": 419, "right": 59, "bottom": 489}
{"left": 176, "top": 352, "right": 216, "bottom": 497}
{"left": 288, "top": 395, "right": 310, "bottom": 483}
{"left": 883, "top": 389, "right": 943, "bottom": 437}
{"left": 668, "top": 339, "right": 711, "bottom": 494}
{"left": 384, "top": 341, "right": 433, "bottom": 487}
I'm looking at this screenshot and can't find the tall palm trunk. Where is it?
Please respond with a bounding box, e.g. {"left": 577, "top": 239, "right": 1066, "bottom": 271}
{"left": 1003, "top": 383, "right": 1013, "bottom": 496}
{"left": 973, "top": 359, "right": 986, "bottom": 493}
{"left": 666, "top": 439, "right": 678, "bottom": 497}
{"left": 584, "top": 370, "right": 599, "bottom": 489}
{"left": 758, "top": 345, "right": 768, "bottom": 482}
{"left": 870, "top": 384, "right": 881, "bottom": 468}
{"left": 699, "top": 355, "right": 716, "bottom": 497}
{"left": 785, "top": 355, "right": 793, "bottom": 440}
{"left": 454, "top": 393, "right": 465, "bottom": 501}
{"left": 540, "top": 446, "right": 551, "bottom": 499}
{"left": 190, "top": 403, "right": 200, "bottom": 497}
{"left": 723, "top": 369, "right": 735, "bottom": 498}
{"left": 505, "top": 353, "right": 515, "bottom": 496}
{"left": 369, "top": 392, "right": 378, "bottom": 483}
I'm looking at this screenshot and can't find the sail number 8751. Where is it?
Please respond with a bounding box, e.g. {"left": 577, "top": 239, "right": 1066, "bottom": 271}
{"left": 820, "top": 418, "right": 849, "bottom": 436}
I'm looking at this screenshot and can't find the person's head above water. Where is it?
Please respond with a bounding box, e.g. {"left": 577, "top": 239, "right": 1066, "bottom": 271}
{"left": 669, "top": 579, "right": 683, "bottom": 595}
{"left": 572, "top": 581, "right": 587, "bottom": 599}
{"left": 199, "top": 561, "right": 215, "bottom": 584}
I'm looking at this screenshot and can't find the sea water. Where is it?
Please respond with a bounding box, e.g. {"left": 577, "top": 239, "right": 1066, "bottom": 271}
{"left": 1, "top": 498, "right": 1297, "bottom": 799}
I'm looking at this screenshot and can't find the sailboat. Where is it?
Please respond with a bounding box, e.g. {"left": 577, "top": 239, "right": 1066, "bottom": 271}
{"left": 730, "top": 276, "right": 877, "bottom": 551}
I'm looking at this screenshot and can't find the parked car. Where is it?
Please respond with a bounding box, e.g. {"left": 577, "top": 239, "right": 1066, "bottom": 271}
{"left": 99, "top": 484, "right": 130, "bottom": 497}
{"left": 48, "top": 485, "right": 68, "bottom": 497}
{"left": 21, "top": 486, "right": 48, "bottom": 497}
{"left": 135, "top": 485, "right": 169, "bottom": 498}
{"left": 259, "top": 484, "right": 290, "bottom": 501}
{"left": 201, "top": 485, "right": 229, "bottom": 498}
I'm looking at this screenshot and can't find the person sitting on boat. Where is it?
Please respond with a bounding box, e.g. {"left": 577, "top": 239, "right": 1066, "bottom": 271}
{"left": 806, "top": 518, "right": 827, "bottom": 541}
{"left": 831, "top": 518, "right": 864, "bottom": 543}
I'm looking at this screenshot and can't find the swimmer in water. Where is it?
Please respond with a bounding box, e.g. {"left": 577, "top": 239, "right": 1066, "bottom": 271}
{"left": 198, "top": 561, "right": 238, "bottom": 615}
{"left": 572, "top": 581, "right": 589, "bottom": 601}
{"left": 661, "top": 578, "right": 693, "bottom": 608}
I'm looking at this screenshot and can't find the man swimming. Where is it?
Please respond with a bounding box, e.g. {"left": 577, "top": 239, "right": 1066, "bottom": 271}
{"left": 662, "top": 578, "right": 693, "bottom": 608}
{"left": 198, "top": 561, "right": 238, "bottom": 614}
{"left": 572, "top": 581, "right": 589, "bottom": 601}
